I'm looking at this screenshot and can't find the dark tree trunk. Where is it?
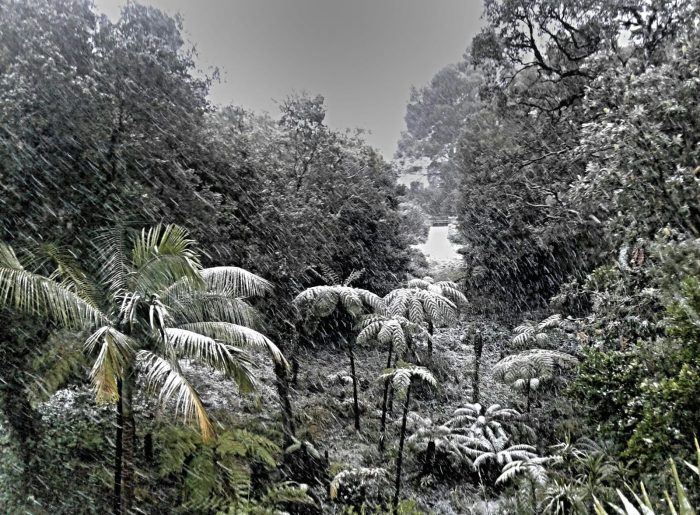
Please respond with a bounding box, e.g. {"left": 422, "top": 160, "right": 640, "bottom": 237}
{"left": 420, "top": 440, "right": 436, "bottom": 479}
{"left": 392, "top": 383, "right": 412, "bottom": 511}
{"left": 144, "top": 433, "right": 153, "bottom": 461}
{"left": 427, "top": 321, "right": 434, "bottom": 356}
{"left": 387, "top": 351, "right": 399, "bottom": 415}
{"left": 348, "top": 344, "right": 361, "bottom": 431}
{"left": 0, "top": 317, "right": 46, "bottom": 498}
{"left": 118, "top": 366, "right": 136, "bottom": 515}
{"left": 472, "top": 332, "right": 483, "bottom": 404}
{"left": 378, "top": 342, "right": 393, "bottom": 453}
{"left": 274, "top": 361, "right": 296, "bottom": 446}
{"left": 1, "top": 371, "right": 40, "bottom": 496}
{"left": 113, "top": 379, "right": 123, "bottom": 515}
{"left": 525, "top": 381, "right": 532, "bottom": 414}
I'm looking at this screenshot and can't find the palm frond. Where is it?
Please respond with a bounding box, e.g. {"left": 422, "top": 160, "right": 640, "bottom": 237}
{"left": 201, "top": 266, "right": 272, "bottom": 297}
{"left": 0, "top": 248, "right": 107, "bottom": 328}
{"left": 165, "top": 328, "right": 258, "bottom": 393}
{"left": 137, "top": 350, "right": 214, "bottom": 440}
{"left": 130, "top": 224, "right": 203, "bottom": 294}
{"left": 167, "top": 290, "right": 262, "bottom": 327}
{"left": 93, "top": 225, "right": 131, "bottom": 296}
{"left": 177, "top": 322, "right": 287, "bottom": 367}
{"left": 84, "top": 326, "right": 136, "bottom": 402}
{"left": 33, "top": 243, "right": 102, "bottom": 309}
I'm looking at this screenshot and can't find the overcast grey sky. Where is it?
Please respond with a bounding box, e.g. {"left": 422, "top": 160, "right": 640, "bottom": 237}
{"left": 94, "top": 0, "right": 485, "bottom": 159}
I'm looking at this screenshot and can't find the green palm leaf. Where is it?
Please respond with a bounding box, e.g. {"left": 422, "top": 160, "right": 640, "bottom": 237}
{"left": 0, "top": 244, "right": 107, "bottom": 328}
{"left": 177, "top": 322, "right": 287, "bottom": 367}
{"left": 164, "top": 328, "right": 258, "bottom": 393}
{"left": 201, "top": 266, "right": 272, "bottom": 297}
{"left": 85, "top": 326, "right": 136, "bottom": 402}
{"left": 130, "top": 224, "right": 203, "bottom": 294}
{"left": 138, "top": 350, "right": 215, "bottom": 440}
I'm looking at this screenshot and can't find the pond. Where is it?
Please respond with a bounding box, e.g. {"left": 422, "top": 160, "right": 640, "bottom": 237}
{"left": 414, "top": 225, "right": 462, "bottom": 261}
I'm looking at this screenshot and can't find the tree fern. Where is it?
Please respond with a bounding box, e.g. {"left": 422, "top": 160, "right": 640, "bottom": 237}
{"left": 493, "top": 349, "right": 578, "bottom": 412}
{"left": 329, "top": 467, "right": 389, "bottom": 502}
{"left": 513, "top": 314, "right": 562, "bottom": 347}
{"left": 381, "top": 364, "right": 437, "bottom": 511}
{"left": 385, "top": 285, "right": 458, "bottom": 356}
{"left": 293, "top": 281, "right": 385, "bottom": 431}
{"left": 405, "top": 276, "right": 468, "bottom": 307}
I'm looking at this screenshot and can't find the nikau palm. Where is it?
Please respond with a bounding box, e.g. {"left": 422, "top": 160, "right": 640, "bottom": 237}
{"left": 0, "top": 225, "right": 286, "bottom": 514}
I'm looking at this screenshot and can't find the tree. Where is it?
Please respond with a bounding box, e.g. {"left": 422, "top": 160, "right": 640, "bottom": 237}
{"left": 380, "top": 365, "right": 436, "bottom": 511}
{"left": 0, "top": 224, "right": 286, "bottom": 513}
{"left": 293, "top": 274, "right": 385, "bottom": 431}
{"left": 355, "top": 313, "right": 425, "bottom": 452}
{"left": 395, "top": 55, "right": 483, "bottom": 215}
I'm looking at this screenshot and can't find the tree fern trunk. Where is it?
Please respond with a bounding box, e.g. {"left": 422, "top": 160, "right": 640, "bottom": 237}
{"left": 113, "top": 378, "right": 123, "bottom": 515}
{"left": 525, "top": 381, "right": 531, "bottom": 414}
{"left": 392, "top": 382, "right": 412, "bottom": 511}
{"left": 348, "top": 344, "right": 361, "bottom": 431}
{"left": 427, "top": 321, "right": 434, "bottom": 356}
{"left": 472, "top": 332, "right": 483, "bottom": 404}
{"left": 119, "top": 365, "right": 136, "bottom": 514}
{"left": 420, "top": 440, "right": 436, "bottom": 479}
{"left": 378, "top": 343, "right": 393, "bottom": 453}
{"left": 387, "top": 351, "right": 399, "bottom": 415}
{"left": 274, "top": 361, "right": 296, "bottom": 446}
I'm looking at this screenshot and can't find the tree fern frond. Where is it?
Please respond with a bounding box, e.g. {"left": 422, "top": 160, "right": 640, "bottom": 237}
{"left": 329, "top": 467, "right": 388, "bottom": 500}
{"left": 137, "top": 350, "right": 214, "bottom": 440}
{"left": 538, "top": 314, "right": 562, "bottom": 330}
{"left": 317, "top": 263, "right": 341, "bottom": 286}
{"left": 343, "top": 268, "right": 364, "bottom": 287}
{"left": 381, "top": 365, "right": 436, "bottom": 394}
{"left": 356, "top": 320, "right": 383, "bottom": 344}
